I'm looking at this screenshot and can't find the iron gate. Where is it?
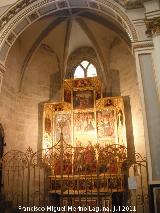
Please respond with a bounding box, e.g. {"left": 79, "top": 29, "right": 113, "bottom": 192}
{"left": 1, "top": 135, "right": 149, "bottom": 212}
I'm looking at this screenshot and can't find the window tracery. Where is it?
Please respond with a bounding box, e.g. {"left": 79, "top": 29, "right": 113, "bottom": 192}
{"left": 74, "top": 60, "right": 97, "bottom": 79}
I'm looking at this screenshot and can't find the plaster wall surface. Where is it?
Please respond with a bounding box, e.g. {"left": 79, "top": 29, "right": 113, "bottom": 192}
{"left": 16, "top": 16, "right": 57, "bottom": 69}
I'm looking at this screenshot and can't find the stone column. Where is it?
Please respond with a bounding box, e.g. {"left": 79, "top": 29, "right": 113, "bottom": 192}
{"left": 0, "top": 63, "right": 6, "bottom": 93}
{"left": 146, "top": 17, "right": 160, "bottom": 102}
{"left": 133, "top": 41, "right": 160, "bottom": 184}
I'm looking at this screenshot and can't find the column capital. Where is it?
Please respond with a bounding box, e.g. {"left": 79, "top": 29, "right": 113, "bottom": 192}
{"left": 132, "top": 40, "right": 154, "bottom": 53}
{"left": 146, "top": 16, "right": 160, "bottom": 36}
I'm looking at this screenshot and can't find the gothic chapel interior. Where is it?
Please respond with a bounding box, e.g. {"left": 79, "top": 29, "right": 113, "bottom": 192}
{"left": 0, "top": 0, "right": 160, "bottom": 213}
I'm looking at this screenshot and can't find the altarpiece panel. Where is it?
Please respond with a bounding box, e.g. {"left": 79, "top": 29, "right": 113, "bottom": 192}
{"left": 42, "top": 77, "right": 127, "bottom": 148}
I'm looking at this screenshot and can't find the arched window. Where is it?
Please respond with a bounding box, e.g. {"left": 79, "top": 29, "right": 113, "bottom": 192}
{"left": 74, "top": 60, "right": 97, "bottom": 78}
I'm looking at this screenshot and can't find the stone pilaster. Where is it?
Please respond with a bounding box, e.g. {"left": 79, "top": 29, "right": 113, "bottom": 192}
{"left": 133, "top": 42, "right": 160, "bottom": 184}
{"left": 145, "top": 16, "right": 160, "bottom": 103}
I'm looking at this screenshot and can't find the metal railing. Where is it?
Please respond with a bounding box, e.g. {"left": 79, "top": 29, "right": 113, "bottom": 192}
{"left": 1, "top": 137, "right": 149, "bottom": 213}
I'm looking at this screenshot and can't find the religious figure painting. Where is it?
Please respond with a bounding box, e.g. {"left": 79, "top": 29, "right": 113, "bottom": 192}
{"left": 74, "top": 112, "right": 97, "bottom": 146}
{"left": 55, "top": 113, "right": 72, "bottom": 144}
{"left": 96, "top": 91, "right": 101, "bottom": 100}
{"left": 74, "top": 78, "right": 92, "bottom": 88}
{"left": 116, "top": 108, "right": 124, "bottom": 145}
{"left": 96, "top": 97, "right": 126, "bottom": 145}
{"left": 73, "top": 90, "right": 94, "bottom": 109}
{"left": 104, "top": 98, "right": 114, "bottom": 107}
{"left": 45, "top": 114, "right": 52, "bottom": 135}
{"left": 64, "top": 89, "right": 72, "bottom": 103}
{"left": 73, "top": 142, "right": 97, "bottom": 174}
{"left": 43, "top": 106, "right": 53, "bottom": 149}
{"left": 96, "top": 109, "right": 116, "bottom": 140}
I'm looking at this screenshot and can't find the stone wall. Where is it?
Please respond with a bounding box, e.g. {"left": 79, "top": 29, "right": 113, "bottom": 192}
{"left": 15, "top": 46, "right": 59, "bottom": 151}
{"left": 0, "top": 41, "right": 60, "bottom": 152}
{"left": 109, "top": 41, "right": 146, "bottom": 156}
{"left": 0, "top": 41, "right": 22, "bottom": 151}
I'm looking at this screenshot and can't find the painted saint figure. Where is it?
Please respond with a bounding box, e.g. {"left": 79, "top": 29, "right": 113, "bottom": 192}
{"left": 45, "top": 114, "right": 52, "bottom": 134}
{"left": 117, "top": 108, "right": 124, "bottom": 145}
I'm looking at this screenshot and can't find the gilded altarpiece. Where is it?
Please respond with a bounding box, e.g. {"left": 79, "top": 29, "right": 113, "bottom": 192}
{"left": 42, "top": 77, "right": 127, "bottom": 149}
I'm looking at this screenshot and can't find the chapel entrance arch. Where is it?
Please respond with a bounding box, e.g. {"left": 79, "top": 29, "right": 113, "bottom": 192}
{"left": 0, "top": 0, "right": 138, "bottom": 67}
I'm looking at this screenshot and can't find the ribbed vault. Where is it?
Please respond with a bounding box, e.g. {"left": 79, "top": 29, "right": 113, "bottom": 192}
{"left": 0, "top": 0, "right": 138, "bottom": 68}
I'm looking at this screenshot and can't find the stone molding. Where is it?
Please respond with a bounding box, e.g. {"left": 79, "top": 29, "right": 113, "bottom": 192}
{"left": 132, "top": 40, "right": 153, "bottom": 51}
{"left": 0, "top": 63, "right": 6, "bottom": 93}
{"left": 0, "top": 0, "right": 138, "bottom": 46}
{"left": 0, "top": 63, "right": 6, "bottom": 74}
{"left": 125, "top": 0, "right": 144, "bottom": 9}
{"left": 146, "top": 17, "right": 160, "bottom": 36}
{"left": 0, "top": 0, "right": 137, "bottom": 39}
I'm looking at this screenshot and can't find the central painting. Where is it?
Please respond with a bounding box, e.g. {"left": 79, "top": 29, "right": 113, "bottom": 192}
{"left": 73, "top": 111, "right": 97, "bottom": 146}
